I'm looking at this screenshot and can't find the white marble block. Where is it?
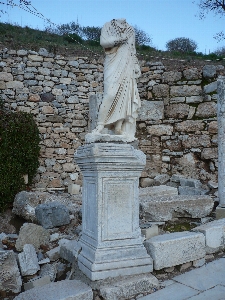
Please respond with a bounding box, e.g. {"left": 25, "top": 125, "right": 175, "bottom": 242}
{"left": 144, "top": 231, "right": 205, "bottom": 270}
{"left": 75, "top": 143, "right": 153, "bottom": 280}
{"left": 192, "top": 219, "right": 225, "bottom": 253}
{"left": 18, "top": 244, "right": 40, "bottom": 276}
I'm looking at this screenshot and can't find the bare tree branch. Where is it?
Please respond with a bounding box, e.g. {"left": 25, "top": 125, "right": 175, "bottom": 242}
{"left": 195, "top": 0, "right": 225, "bottom": 40}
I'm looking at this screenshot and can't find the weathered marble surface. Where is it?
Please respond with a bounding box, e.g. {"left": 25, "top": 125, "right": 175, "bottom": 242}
{"left": 75, "top": 143, "right": 152, "bottom": 280}
{"left": 18, "top": 244, "right": 40, "bottom": 276}
{"left": 144, "top": 231, "right": 205, "bottom": 270}
{"left": 14, "top": 280, "right": 93, "bottom": 300}
{"left": 92, "top": 19, "right": 141, "bottom": 140}
{"left": 140, "top": 195, "right": 214, "bottom": 221}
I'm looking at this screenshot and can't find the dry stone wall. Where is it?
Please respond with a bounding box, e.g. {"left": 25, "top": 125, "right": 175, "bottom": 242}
{"left": 0, "top": 47, "right": 224, "bottom": 192}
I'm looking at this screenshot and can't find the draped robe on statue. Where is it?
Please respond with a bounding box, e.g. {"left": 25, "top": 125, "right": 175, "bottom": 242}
{"left": 97, "top": 19, "right": 141, "bottom": 137}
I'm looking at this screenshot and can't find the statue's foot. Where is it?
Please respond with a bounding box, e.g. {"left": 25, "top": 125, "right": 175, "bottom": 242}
{"left": 114, "top": 128, "right": 124, "bottom": 135}
{"left": 92, "top": 124, "right": 104, "bottom": 134}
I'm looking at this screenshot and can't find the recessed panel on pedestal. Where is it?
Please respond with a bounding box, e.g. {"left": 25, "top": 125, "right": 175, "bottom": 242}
{"left": 83, "top": 178, "right": 97, "bottom": 239}
{"left": 102, "top": 178, "right": 135, "bottom": 241}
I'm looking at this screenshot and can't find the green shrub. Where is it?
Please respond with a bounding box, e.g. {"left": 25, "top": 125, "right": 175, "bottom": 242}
{"left": 0, "top": 107, "right": 40, "bottom": 211}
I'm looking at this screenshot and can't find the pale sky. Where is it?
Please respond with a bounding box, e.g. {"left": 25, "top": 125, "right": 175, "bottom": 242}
{"left": 1, "top": 0, "right": 225, "bottom": 54}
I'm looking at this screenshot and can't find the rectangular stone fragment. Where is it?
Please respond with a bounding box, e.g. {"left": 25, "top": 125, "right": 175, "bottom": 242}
{"left": 192, "top": 218, "right": 225, "bottom": 253}
{"left": 46, "top": 246, "right": 60, "bottom": 261}
{"left": 99, "top": 274, "right": 158, "bottom": 300}
{"left": 144, "top": 231, "right": 205, "bottom": 270}
{"left": 140, "top": 195, "right": 214, "bottom": 221}
{"left": 139, "top": 185, "right": 178, "bottom": 197}
{"left": 0, "top": 250, "right": 22, "bottom": 293}
{"left": 59, "top": 239, "right": 81, "bottom": 263}
{"left": 18, "top": 244, "right": 40, "bottom": 276}
{"left": 14, "top": 280, "right": 93, "bottom": 300}
{"left": 88, "top": 93, "right": 103, "bottom": 131}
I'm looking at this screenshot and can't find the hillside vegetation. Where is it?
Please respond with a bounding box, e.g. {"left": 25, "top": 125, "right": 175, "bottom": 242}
{"left": 0, "top": 22, "right": 224, "bottom": 63}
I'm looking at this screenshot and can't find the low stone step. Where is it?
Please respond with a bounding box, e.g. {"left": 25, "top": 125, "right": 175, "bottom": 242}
{"left": 140, "top": 195, "right": 214, "bottom": 221}
{"left": 14, "top": 280, "right": 93, "bottom": 300}
{"left": 144, "top": 231, "right": 205, "bottom": 270}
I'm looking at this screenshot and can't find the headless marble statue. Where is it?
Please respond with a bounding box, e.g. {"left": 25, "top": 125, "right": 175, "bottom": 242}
{"left": 93, "top": 19, "right": 141, "bottom": 139}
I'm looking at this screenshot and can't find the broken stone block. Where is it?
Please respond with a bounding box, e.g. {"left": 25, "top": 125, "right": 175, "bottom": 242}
{"left": 39, "top": 263, "right": 57, "bottom": 282}
{"left": 179, "top": 177, "right": 202, "bottom": 188}
{"left": 24, "top": 275, "right": 51, "bottom": 291}
{"left": 14, "top": 280, "right": 93, "bottom": 300}
{"left": 192, "top": 219, "right": 225, "bottom": 254}
{"left": 0, "top": 250, "right": 22, "bottom": 293}
{"left": 13, "top": 191, "right": 47, "bottom": 222}
{"left": 88, "top": 93, "right": 103, "bottom": 131}
{"left": 16, "top": 223, "right": 50, "bottom": 251}
{"left": 59, "top": 239, "right": 81, "bottom": 263}
{"left": 46, "top": 246, "right": 60, "bottom": 261}
{"left": 140, "top": 195, "right": 214, "bottom": 221}
{"left": 139, "top": 185, "right": 178, "bottom": 198}
{"left": 144, "top": 231, "right": 205, "bottom": 270}
{"left": 140, "top": 177, "right": 155, "bottom": 188}
{"left": 178, "top": 186, "right": 209, "bottom": 195}
{"left": 35, "top": 202, "right": 70, "bottom": 229}
{"left": 170, "top": 174, "right": 183, "bottom": 183}
{"left": 154, "top": 174, "right": 170, "bottom": 185}
{"left": 18, "top": 244, "right": 40, "bottom": 276}
{"left": 13, "top": 190, "right": 81, "bottom": 222}
{"left": 99, "top": 274, "right": 159, "bottom": 300}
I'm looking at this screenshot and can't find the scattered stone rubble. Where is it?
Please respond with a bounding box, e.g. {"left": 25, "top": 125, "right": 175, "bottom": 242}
{"left": 139, "top": 175, "right": 214, "bottom": 222}
{"left": 12, "top": 190, "right": 82, "bottom": 222}
{"left": 0, "top": 181, "right": 223, "bottom": 299}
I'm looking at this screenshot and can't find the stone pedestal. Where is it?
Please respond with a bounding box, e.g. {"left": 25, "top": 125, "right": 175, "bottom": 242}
{"left": 217, "top": 76, "right": 225, "bottom": 213}
{"left": 75, "top": 143, "right": 153, "bottom": 281}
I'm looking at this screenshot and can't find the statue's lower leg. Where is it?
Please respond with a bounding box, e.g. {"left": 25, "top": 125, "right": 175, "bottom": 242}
{"left": 92, "top": 123, "right": 104, "bottom": 133}
{"left": 114, "top": 120, "right": 124, "bottom": 135}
